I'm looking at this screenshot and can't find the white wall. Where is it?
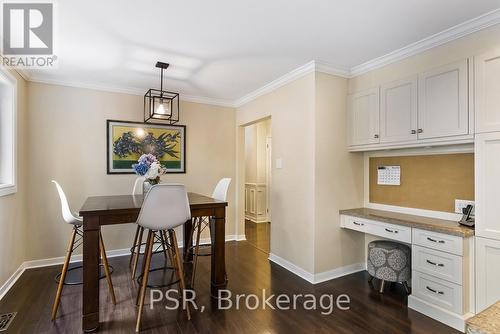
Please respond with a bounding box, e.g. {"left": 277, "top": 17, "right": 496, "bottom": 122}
{"left": 0, "top": 70, "right": 28, "bottom": 289}
{"left": 25, "top": 82, "right": 237, "bottom": 260}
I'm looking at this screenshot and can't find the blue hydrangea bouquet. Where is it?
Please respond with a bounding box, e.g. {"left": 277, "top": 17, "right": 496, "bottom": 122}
{"left": 132, "top": 154, "right": 166, "bottom": 192}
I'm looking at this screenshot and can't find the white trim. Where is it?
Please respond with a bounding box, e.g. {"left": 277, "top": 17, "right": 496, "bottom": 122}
{"left": 0, "top": 263, "right": 26, "bottom": 301}
{"left": 268, "top": 253, "right": 315, "bottom": 283}
{"left": 234, "top": 60, "right": 350, "bottom": 107}
{"left": 234, "top": 61, "right": 316, "bottom": 107}
{"left": 0, "top": 235, "right": 245, "bottom": 301}
{"left": 408, "top": 295, "right": 474, "bottom": 332}
{"left": 0, "top": 67, "right": 18, "bottom": 197}
{"left": 313, "top": 262, "right": 366, "bottom": 284}
{"left": 350, "top": 8, "right": 500, "bottom": 76}
{"left": 268, "top": 253, "right": 366, "bottom": 284}
{"left": 27, "top": 76, "right": 235, "bottom": 108}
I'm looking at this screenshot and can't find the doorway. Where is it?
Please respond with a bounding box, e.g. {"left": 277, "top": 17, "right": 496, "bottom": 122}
{"left": 243, "top": 118, "right": 271, "bottom": 253}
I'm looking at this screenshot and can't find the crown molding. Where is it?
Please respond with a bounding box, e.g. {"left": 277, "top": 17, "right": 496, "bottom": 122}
{"left": 16, "top": 8, "right": 500, "bottom": 109}
{"left": 234, "top": 60, "right": 350, "bottom": 107}
{"left": 27, "top": 76, "right": 236, "bottom": 108}
{"left": 350, "top": 8, "right": 500, "bottom": 76}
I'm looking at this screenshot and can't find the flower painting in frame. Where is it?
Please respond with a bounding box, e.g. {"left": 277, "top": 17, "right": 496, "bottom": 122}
{"left": 107, "top": 120, "right": 186, "bottom": 174}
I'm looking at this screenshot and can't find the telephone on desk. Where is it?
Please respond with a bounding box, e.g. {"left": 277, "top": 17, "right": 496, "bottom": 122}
{"left": 458, "top": 204, "right": 475, "bottom": 227}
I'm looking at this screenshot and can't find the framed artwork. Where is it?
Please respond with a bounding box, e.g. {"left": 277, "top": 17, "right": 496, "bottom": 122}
{"left": 107, "top": 120, "right": 186, "bottom": 174}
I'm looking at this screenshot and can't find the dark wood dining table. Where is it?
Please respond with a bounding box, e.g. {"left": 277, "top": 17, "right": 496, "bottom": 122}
{"left": 79, "top": 192, "right": 228, "bottom": 332}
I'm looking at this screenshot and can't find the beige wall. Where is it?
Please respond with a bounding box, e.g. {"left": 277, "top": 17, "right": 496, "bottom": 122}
{"left": 26, "top": 82, "right": 236, "bottom": 260}
{"left": 238, "top": 73, "right": 316, "bottom": 273}
{"left": 0, "top": 70, "right": 28, "bottom": 288}
{"left": 313, "top": 72, "right": 365, "bottom": 273}
{"left": 237, "top": 72, "right": 365, "bottom": 275}
{"left": 244, "top": 118, "right": 271, "bottom": 184}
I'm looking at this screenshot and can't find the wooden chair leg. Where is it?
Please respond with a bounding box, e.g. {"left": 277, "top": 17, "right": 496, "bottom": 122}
{"left": 131, "top": 227, "right": 144, "bottom": 279}
{"left": 99, "top": 232, "right": 116, "bottom": 305}
{"left": 135, "top": 230, "right": 154, "bottom": 332}
{"left": 163, "top": 231, "right": 177, "bottom": 284}
{"left": 136, "top": 230, "right": 153, "bottom": 307}
{"left": 170, "top": 229, "right": 191, "bottom": 320}
{"left": 183, "top": 218, "right": 197, "bottom": 262}
{"left": 191, "top": 220, "right": 203, "bottom": 288}
{"left": 129, "top": 226, "right": 141, "bottom": 267}
{"left": 51, "top": 226, "right": 77, "bottom": 320}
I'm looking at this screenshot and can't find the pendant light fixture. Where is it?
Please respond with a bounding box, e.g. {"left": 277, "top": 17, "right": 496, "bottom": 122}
{"left": 144, "top": 61, "right": 180, "bottom": 124}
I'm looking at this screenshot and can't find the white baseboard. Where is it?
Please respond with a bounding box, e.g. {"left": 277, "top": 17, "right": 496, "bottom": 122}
{"left": 268, "top": 253, "right": 315, "bottom": 283}
{"left": 268, "top": 253, "right": 365, "bottom": 284}
{"left": 314, "top": 262, "right": 366, "bottom": 284}
{"left": 0, "top": 235, "right": 244, "bottom": 301}
{"left": 408, "top": 295, "right": 473, "bottom": 332}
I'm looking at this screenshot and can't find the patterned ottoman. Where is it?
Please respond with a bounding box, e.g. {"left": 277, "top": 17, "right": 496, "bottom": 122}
{"left": 367, "top": 240, "right": 411, "bottom": 294}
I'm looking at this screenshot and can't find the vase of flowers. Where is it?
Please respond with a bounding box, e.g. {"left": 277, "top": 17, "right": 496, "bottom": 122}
{"left": 132, "top": 154, "right": 166, "bottom": 194}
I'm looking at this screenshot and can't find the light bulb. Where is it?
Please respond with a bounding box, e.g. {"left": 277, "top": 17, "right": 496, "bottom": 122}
{"left": 157, "top": 102, "right": 166, "bottom": 115}
{"left": 156, "top": 101, "right": 171, "bottom": 116}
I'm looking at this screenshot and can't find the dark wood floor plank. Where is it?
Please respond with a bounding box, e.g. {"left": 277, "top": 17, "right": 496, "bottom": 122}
{"left": 0, "top": 241, "right": 458, "bottom": 334}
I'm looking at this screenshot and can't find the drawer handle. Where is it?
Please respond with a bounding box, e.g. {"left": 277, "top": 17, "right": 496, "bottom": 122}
{"left": 426, "top": 259, "right": 444, "bottom": 267}
{"left": 385, "top": 228, "right": 399, "bottom": 234}
{"left": 353, "top": 222, "right": 364, "bottom": 226}
{"left": 426, "top": 286, "right": 444, "bottom": 295}
{"left": 427, "top": 237, "right": 445, "bottom": 244}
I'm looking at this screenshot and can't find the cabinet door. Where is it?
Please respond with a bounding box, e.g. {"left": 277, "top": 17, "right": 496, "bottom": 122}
{"left": 475, "top": 49, "right": 500, "bottom": 133}
{"left": 418, "top": 59, "right": 469, "bottom": 139}
{"left": 476, "top": 237, "right": 500, "bottom": 312}
{"left": 380, "top": 77, "right": 418, "bottom": 143}
{"left": 475, "top": 133, "right": 500, "bottom": 240}
{"left": 347, "top": 88, "right": 379, "bottom": 146}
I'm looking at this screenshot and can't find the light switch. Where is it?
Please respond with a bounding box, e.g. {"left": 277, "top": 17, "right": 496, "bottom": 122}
{"left": 275, "top": 158, "right": 283, "bottom": 169}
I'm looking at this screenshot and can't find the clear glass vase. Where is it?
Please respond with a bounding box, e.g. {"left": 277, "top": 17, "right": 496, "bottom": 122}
{"left": 143, "top": 181, "right": 153, "bottom": 195}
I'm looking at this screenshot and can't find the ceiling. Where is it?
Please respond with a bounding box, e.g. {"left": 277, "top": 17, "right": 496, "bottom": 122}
{"left": 19, "top": 0, "right": 500, "bottom": 106}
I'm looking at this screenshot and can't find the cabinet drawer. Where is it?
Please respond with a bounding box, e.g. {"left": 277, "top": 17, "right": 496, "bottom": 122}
{"left": 412, "top": 229, "right": 463, "bottom": 255}
{"left": 341, "top": 215, "right": 368, "bottom": 233}
{"left": 412, "top": 271, "right": 463, "bottom": 314}
{"left": 412, "top": 245, "right": 463, "bottom": 285}
{"left": 366, "top": 221, "right": 412, "bottom": 243}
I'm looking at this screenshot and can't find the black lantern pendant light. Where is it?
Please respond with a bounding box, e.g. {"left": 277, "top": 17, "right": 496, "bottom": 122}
{"left": 144, "top": 61, "right": 180, "bottom": 124}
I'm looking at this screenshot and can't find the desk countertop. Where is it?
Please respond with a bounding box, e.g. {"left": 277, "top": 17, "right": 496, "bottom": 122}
{"left": 340, "top": 208, "right": 474, "bottom": 237}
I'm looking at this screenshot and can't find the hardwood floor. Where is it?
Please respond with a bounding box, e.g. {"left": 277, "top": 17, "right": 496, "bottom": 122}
{"left": 0, "top": 241, "right": 458, "bottom": 333}
{"left": 244, "top": 220, "right": 270, "bottom": 253}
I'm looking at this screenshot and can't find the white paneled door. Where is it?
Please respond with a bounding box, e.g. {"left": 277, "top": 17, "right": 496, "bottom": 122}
{"left": 417, "top": 59, "right": 469, "bottom": 140}
{"left": 380, "top": 77, "right": 418, "bottom": 143}
{"left": 476, "top": 237, "right": 500, "bottom": 312}
{"left": 475, "top": 48, "right": 500, "bottom": 133}
{"left": 475, "top": 132, "right": 500, "bottom": 240}
{"left": 347, "top": 87, "right": 380, "bottom": 146}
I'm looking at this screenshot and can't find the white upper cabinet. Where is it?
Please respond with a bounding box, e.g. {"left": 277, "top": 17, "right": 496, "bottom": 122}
{"left": 417, "top": 59, "right": 469, "bottom": 140}
{"left": 475, "top": 48, "right": 500, "bottom": 133}
{"left": 475, "top": 132, "right": 500, "bottom": 240}
{"left": 347, "top": 88, "right": 380, "bottom": 146}
{"left": 380, "top": 77, "right": 418, "bottom": 143}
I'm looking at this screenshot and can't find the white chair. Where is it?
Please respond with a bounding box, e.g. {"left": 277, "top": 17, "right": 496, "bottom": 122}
{"left": 50, "top": 180, "right": 116, "bottom": 321}
{"left": 135, "top": 184, "right": 192, "bottom": 332}
{"left": 185, "top": 178, "right": 231, "bottom": 287}
{"left": 130, "top": 176, "right": 146, "bottom": 276}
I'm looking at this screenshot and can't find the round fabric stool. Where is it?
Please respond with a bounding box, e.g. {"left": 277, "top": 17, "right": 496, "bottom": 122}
{"left": 367, "top": 240, "right": 411, "bottom": 294}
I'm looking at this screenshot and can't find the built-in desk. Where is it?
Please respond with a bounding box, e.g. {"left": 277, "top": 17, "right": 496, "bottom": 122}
{"left": 340, "top": 208, "right": 475, "bottom": 332}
